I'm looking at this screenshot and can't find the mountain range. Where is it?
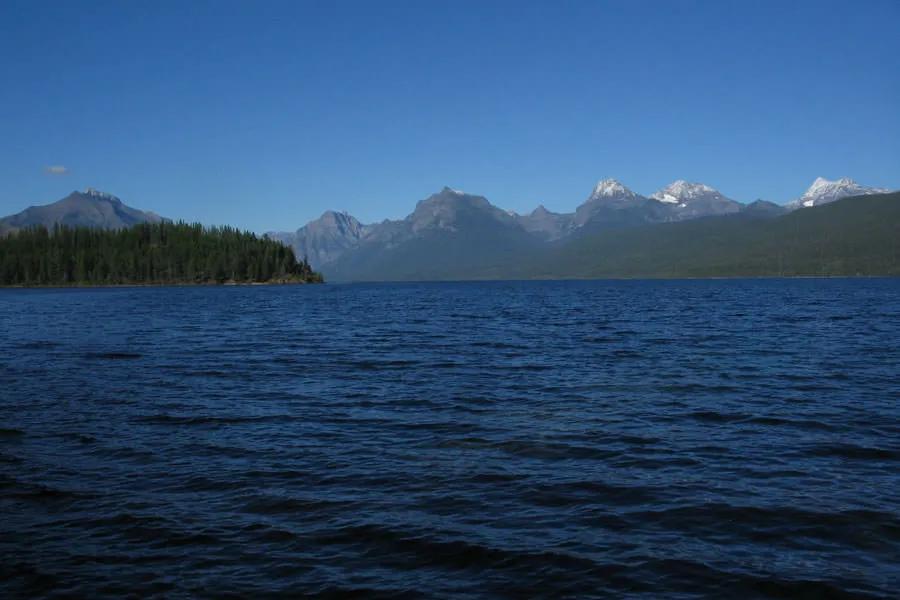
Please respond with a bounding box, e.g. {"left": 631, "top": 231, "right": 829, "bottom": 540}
{"left": 2, "top": 177, "right": 895, "bottom": 280}
{"left": 269, "top": 177, "right": 891, "bottom": 279}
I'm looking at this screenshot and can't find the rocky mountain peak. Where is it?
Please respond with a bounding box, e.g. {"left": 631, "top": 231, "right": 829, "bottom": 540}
{"left": 589, "top": 179, "right": 636, "bottom": 200}
{"left": 651, "top": 180, "right": 718, "bottom": 204}
{"left": 82, "top": 188, "right": 121, "bottom": 203}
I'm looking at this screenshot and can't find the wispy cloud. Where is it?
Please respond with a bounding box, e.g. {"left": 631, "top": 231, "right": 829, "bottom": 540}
{"left": 44, "top": 165, "right": 69, "bottom": 176}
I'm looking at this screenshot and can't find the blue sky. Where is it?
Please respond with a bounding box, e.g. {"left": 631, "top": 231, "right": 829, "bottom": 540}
{"left": 1, "top": 0, "right": 898, "bottom": 231}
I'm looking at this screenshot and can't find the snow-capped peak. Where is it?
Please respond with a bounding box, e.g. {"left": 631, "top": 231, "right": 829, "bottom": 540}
{"left": 650, "top": 180, "right": 718, "bottom": 204}
{"left": 590, "top": 179, "right": 635, "bottom": 200}
{"left": 795, "top": 177, "right": 890, "bottom": 208}
{"left": 441, "top": 186, "right": 468, "bottom": 196}
{"left": 83, "top": 187, "right": 120, "bottom": 202}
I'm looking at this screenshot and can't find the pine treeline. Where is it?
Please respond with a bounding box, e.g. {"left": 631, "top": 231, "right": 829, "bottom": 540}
{"left": 0, "top": 222, "right": 323, "bottom": 286}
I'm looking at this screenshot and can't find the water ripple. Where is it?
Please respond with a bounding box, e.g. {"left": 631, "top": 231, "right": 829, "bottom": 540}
{"left": 1, "top": 279, "right": 899, "bottom": 598}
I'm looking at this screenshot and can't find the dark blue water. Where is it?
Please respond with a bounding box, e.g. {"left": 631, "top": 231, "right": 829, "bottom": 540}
{"left": 1, "top": 280, "right": 898, "bottom": 598}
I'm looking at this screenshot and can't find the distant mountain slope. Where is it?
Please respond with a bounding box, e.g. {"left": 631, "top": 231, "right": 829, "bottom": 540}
{"left": 324, "top": 188, "right": 543, "bottom": 281}
{"left": 514, "top": 205, "right": 572, "bottom": 240}
{"left": 0, "top": 189, "right": 164, "bottom": 236}
{"left": 740, "top": 199, "right": 788, "bottom": 218}
{"left": 572, "top": 179, "right": 661, "bottom": 228}
{"left": 273, "top": 176, "right": 895, "bottom": 279}
{"left": 535, "top": 192, "right": 900, "bottom": 278}
{"left": 650, "top": 180, "right": 742, "bottom": 219}
{"left": 269, "top": 210, "right": 369, "bottom": 268}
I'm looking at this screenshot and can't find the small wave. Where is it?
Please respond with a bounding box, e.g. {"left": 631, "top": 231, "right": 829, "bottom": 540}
{"left": 464, "top": 471, "right": 522, "bottom": 484}
{"left": 84, "top": 352, "right": 143, "bottom": 360}
{"left": 661, "top": 384, "right": 741, "bottom": 394}
{"left": 88, "top": 445, "right": 156, "bottom": 462}
{"left": 613, "top": 455, "right": 702, "bottom": 469}
{"left": 345, "top": 359, "right": 420, "bottom": 370}
{"left": 52, "top": 431, "right": 97, "bottom": 444}
{"left": 686, "top": 410, "right": 748, "bottom": 423}
{"left": 86, "top": 512, "right": 168, "bottom": 528}
{"left": 529, "top": 480, "right": 660, "bottom": 507}
{"left": 16, "top": 340, "right": 61, "bottom": 350}
{"left": 134, "top": 413, "right": 293, "bottom": 426}
{"left": 741, "top": 415, "right": 839, "bottom": 431}
{"left": 309, "top": 585, "right": 421, "bottom": 599}
{"left": 160, "top": 475, "right": 248, "bottom": 493}
{"left": 628, "top": 504, "right": 900, "bottom": 545}
{"left": 636, "top": 557, "right": 882, "bottom": 599}
{"left": 176, "top": 369, "right": 240, "bottom": 378}
{"left": 81, "top": 512, "right": 223, "bottom": 546}
{"left": 242, "top": 495, "right": 349, "bottom": 515}
{"left": 313, "top": 523, "right": 608, "bottom": 575}
{"left": 248, "top": 526, "right": 297, "bottom": 544}
{"left": 497, "top": 439, "right": 620, "bottom": 461}
{"left": 470, "top": 340, "right": 527, "bottom": 349}
{"left": 612, "top": 349, "right": 642, "bottom": 358}
{"left": 8, "top": 482, "right": 94, "bottom": 503}
{"left": 506, "top": 363, "right": 554, "bottom": 371}
{"left": 0, "top": 452, "right": 24, "bottom": 464}
{"left": 581, "top": 335, "right": 619, "bottom": 343}
{"left": 805, "top": 443, "right": 900, "bottom": 461}
{"left": 242, "top": 468, "right": 312, "bottom": 480}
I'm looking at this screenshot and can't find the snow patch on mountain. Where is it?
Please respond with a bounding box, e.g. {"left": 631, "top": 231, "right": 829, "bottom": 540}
{"left": 650, "top": 180, "right": 717, "bottom": 204}
{"left": 83, "top": 188, "right": 121, "bottom": 202}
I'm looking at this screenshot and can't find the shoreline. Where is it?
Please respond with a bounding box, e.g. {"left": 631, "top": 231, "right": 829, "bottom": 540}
{"left": 325, "top": 274, "right": 899, "bottom": 283}
{"left": 4, "top": 274, "right": 898, "bottom": 289}
{"left": 0, "top": 279, "right": 322, "bottom": 289}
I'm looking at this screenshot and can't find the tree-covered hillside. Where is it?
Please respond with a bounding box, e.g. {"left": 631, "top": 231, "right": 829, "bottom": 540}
{"left": 0, "top": 222, "right": 323, "bottom": 286}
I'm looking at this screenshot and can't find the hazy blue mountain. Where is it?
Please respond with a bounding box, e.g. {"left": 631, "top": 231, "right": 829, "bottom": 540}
{"left": 741, "top": 199, "right": 789, "bottom": 218}
{"left": 277, "top": 178, "right": 744, "bottom": 272}
{"left": 324, "top": 191, "right": 899, "bottom": 280}
{"left": 406, "top": 187, "right": 517, "bottom": 232}
{"left": 514, "top": 205, "right": 573, "bottom": 240}
{"left": 275, "top": 176, "right": 896, "bottom": 280}
{"left": 324, "top": 187, "right": 543, "bottom": 281}
{"left": 0, "top": 188, "right": 164, "bottom": 236}
{"left": 269, "top": 210, "right": 370, "bottom": 269}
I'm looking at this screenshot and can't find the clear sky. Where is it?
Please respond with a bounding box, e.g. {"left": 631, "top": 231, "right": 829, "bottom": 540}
{"left": 1, "top": 0, "right": 898, "bottom": 231}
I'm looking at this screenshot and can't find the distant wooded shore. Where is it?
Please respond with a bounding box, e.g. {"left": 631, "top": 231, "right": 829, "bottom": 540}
{"left": 0, "top": 223, "right": 324, "bottom": 286}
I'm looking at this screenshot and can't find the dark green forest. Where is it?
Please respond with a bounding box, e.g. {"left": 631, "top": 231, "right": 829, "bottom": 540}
{"left": 0, "top": 222, "right": 323, "bottom": 286}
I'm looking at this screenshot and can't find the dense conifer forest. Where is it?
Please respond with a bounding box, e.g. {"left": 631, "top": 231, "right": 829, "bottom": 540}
{"left": 0, "top": 222, "right": 323, "bottom": 286}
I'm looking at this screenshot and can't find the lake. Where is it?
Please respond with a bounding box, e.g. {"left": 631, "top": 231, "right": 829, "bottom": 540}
{"left": 1, "top": 280, "right": 898, "bottom": 598}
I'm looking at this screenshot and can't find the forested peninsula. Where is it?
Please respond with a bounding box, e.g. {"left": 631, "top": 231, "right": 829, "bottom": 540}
{"left": 0, "top": 222, "right": 323, "bottom": 286}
